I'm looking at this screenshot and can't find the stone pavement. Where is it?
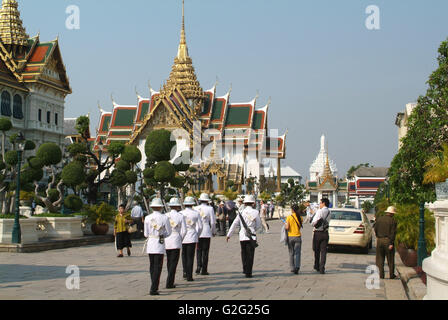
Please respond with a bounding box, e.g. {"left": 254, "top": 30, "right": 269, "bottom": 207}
{"left": 0, "top": 220, "right": 407, "bottom": 300}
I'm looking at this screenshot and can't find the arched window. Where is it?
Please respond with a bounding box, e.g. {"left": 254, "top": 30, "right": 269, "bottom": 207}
{"left": 1, "top": 91, "right": 11, "bottom": 117}
{"left": 13, "top": 95, "right": 23, "bottom": 119}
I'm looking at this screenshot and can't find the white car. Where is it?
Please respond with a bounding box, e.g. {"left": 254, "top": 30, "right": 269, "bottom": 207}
{"left": 328, "top": 209, "right": 373, "bottom": 254}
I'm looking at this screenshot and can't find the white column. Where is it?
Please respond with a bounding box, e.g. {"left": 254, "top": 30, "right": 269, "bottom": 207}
{"left": 423, "top": 200, "right": 448, "bottom": 300}
{"left": 333, "top": 192, "right": 338, "bottom": 208}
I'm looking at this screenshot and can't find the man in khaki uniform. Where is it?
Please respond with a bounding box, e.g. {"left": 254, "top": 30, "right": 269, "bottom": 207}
{"left": 374, "top": 206, "right": 398, "bottom": 279}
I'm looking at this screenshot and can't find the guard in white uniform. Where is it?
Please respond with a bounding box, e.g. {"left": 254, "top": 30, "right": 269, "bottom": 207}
{"left": 165, "top": 197, "right": 187, "bottom": 289}
{"left": 144, "top": 198, "right": 172, "bottom": 296}
{"left": 181, "top": 197, "right": 203, "bottom": 282}
{"left": 226, "top": 195, "right": 261, "bottom": 278}
{"left": 194, "top": 193, "right": 216, "bottom": 275}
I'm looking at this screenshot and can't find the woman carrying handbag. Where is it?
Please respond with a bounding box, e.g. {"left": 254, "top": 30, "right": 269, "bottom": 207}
{"left": 284, "top": 204, "right": 304, "bottom": 274}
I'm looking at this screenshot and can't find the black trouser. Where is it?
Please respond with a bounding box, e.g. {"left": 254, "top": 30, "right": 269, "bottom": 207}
{"left": 240, "top": 241, "right": 256, "bottom": 276}
{"left": 131, "top": 218, "right": 143, "bottom": 239}
{"left": 376, "top": 238, "right": 395, "bottom": 278}
{"left": 313, "top": 231, "right": 329, "bottom": 272}
{"left": 166, "top": 249, "right": 181, "bottom": 287}
{"left": 196, "top": 238, "right": 211, "bottom": 273}
{"left": 148, "top": 254, "right": 164, "bottom": 294}
{"left": 182, "top": 243, "right": 196, "bottom": 280}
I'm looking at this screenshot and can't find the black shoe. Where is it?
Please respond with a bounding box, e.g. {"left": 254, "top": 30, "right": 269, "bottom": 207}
{"left": 314, "top": 267, "right": 319, "bottom": 272}
{"left": 245, "top": 274, "right": 253, "bottom": 278}
{"left": 320, "top": 269, "right": 325, "bottom": 274}
{"left": 149, "top": 291, "right": 159, "bottom": 296}
{"left": 195, "top": 269, "right": 201, "bottom": 275}
{"left": 201, "top": 272, "right": 209, "bottom": 276}
{"left": 187, "top": 278, "right": 194, "bottom": 282}
{"left": 294, "top": 269, "right": 299, "bottom": 275}
{"left": 390, "top": 275, "right": 397, "bottom": 280}
{"left": 166, "top": 285, "right": 176, "bottom": 289}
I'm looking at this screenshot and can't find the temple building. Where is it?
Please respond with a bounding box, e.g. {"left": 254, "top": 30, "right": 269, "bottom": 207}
{"left": 0, "top": 0, "right": 71, "bottom": 151}
{"left": 92, "top": 1, "right": 286, "bottom": 194}
{"left": 306, "top": 135, "right": 348, "bottom": 206}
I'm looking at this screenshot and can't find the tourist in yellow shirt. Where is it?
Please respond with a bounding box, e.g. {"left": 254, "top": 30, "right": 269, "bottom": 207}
{"left": 114, "top": 204, "right": 133, "bottom": 258}
{"left": 285, "top": 204, "right": 303, "bottom": 274}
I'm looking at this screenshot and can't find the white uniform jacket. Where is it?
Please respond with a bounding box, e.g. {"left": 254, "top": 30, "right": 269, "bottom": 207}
{"left": 165, "top": 210, "right": 187, "bottom": 250}
{"left": 195, "top": 204, "right": 216, "bottom": 238}
{"left": 227, "top": 206, "right": 261, "bottom": 241}
{"left": 144, "top": 211, "right": 172, "bottom": 254}
{"left": 181, "top": 208, "right": 203, "bottom": 244}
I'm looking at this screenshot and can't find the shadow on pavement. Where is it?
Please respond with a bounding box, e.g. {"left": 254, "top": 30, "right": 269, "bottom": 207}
{"left": 0, "top": 264, "right": 147, "bottom": 283}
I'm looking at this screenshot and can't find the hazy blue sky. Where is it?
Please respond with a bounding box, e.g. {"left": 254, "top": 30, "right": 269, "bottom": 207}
{"left": 19, "top": 0, "right": 448, "bottom": 179}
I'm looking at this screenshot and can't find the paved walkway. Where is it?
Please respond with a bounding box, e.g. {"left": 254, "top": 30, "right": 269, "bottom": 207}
{"left": 0, "top": 220, "right": 407, "bottom": 300}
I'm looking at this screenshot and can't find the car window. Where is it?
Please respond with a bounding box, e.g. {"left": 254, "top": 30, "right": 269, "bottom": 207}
{"left": 331, "top": 211, "right": 362, "bottom": 221}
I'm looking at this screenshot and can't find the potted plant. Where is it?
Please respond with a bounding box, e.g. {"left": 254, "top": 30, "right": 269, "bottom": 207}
{"left": 394, "top": 204, "right": 436, "bottom": 267}
{"left": 84, "top": 202, "right": 116, "bottom": 235}
{"left": 19, "top": 191, "right": 34, "bottom": 207}
{"left": 424, "top": 144, "right": 448, "bottom": 200}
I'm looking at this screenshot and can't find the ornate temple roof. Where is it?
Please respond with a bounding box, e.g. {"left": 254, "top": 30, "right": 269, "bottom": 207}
{"left": 0, "top": 1, "right": 71, "bottom": 94}
{"left": 93, "top": 1, "right": 286, "bottom": 162}
{"left": 0, "top": 0, "right": 28, "bottom": 47}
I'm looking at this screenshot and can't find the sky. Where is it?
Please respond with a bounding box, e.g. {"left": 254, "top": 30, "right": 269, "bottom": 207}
{"left": 18, "top": 0, "right": 448, "bottom": 180}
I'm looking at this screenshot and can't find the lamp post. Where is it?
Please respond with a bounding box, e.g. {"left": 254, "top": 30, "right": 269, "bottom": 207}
{"left": 11, "top": 132, "right": 26, "bottom": 244}
{"left": 418, "top": 202, "right": 427, "bottom": 267}
{"left": 97, "top": 141, "right": 104, "bottom": 201}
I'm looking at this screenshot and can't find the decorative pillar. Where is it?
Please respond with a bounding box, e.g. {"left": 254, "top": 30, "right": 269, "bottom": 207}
{"left": 423, "top": 200, "right": 448, "bottom": 300}
{"left": 333, "top": 192, "right": 338, "bottom": 208}
{"left": 276, "top": 158, "right": 282, "bottom": 192}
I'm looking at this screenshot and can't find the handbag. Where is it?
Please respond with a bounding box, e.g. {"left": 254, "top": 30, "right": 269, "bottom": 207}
{"left": 280, "top": 224, "right": 289, "bottom": 246}
{"left": 128, "top": 224, "right": 138, "bottom": 234}
{"left": 238, "top": 211, "right": 258, "bottom": 249}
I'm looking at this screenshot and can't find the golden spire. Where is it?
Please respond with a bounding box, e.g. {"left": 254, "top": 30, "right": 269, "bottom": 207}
{"left": 163, "top": 0, "right": 204, "bottom": 104}
{"left": 0, "top": 0, "right": 29, "bottom": 52}
{"left": 323, "top": 153, "right": 333, "bottom": 178}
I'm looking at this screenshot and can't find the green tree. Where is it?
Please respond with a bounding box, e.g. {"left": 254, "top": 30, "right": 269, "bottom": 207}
{"left": 67, "top": 116, "right": 125, "bottom": 204}
{"left": 388, "top": 38, "right": 448, "bottom": 204}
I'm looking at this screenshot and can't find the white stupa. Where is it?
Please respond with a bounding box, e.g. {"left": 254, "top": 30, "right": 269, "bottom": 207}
{"left": 309, "top": 135, "right": 338, "bottom": 182}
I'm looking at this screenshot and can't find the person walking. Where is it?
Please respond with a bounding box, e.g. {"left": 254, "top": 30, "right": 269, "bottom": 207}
{"left": 181, "top": 196, "right": 203, "bottom": 282}
{"left": 226, "top": 195, "right": 261, "bottom": 278}
{"left": 144, "top": 198, "right": 172, "bottom": 296}
{"left": 227, "top": 200, "right": 238, "bottom": 229}
{"left": 114, "top": 204, "right": 133, "bottom": 258}
{"left": 195, "top": 193, "right": 216, "bottom": 276}
{"left": 374, "top": 206, "right": 398, "bottom": 279}
{"left": 303, "top": 201, "right": 315, "bottom": 224}
{"left": 268, "top": 201, "right": 275, "bottom": 220}
{"left": 165, "top": 197, "right": 187, "bottom": 289}
{"left": 311, "top": 198, "right": 331, "bottom": 274}
{"left": 217, "top": 201, "right": 228, "bottom": 236}
{"left": 259, "top": 200, "right": 270, "bottom": 233}
{"left": 285, "top": 204, "right": 303, "bottom": 274}
{"left": 131, "top": 201, "right": 144, "bottom": 239}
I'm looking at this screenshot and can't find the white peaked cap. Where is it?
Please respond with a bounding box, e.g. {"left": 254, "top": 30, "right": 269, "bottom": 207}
{"left": 150, "top": 198, "right": 164, "bottom": 208}
{"left": 168, "top": 197, "right": 182, "bottom": 207}
{"left": 199, "top": 193, "right": 211, "bottom": 202}
{"left": 244, "top": 195, "right": 256, "bottom": 204}
{"left": 183, "top": 197, "right": 196, "bottom": 206}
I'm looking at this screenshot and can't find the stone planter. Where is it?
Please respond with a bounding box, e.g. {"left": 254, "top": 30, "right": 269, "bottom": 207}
{"left": 44, "top": 217, "right": 83, "bottom": 239}
{"left": 0, "top": 219, "right": 39, "bottom": 244}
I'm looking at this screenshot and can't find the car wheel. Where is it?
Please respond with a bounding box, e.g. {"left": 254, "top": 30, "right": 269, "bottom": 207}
{"left": 362, "top": 243, "right": 369, "bottom": 254}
